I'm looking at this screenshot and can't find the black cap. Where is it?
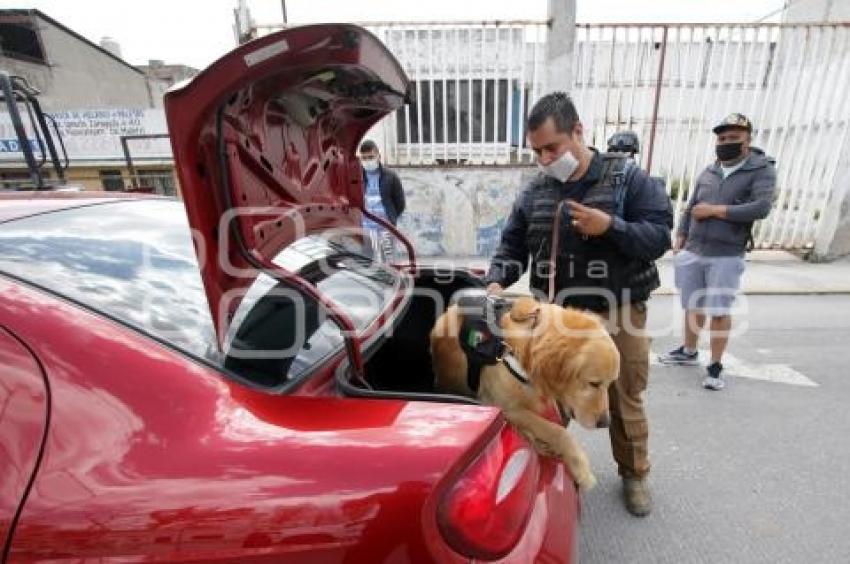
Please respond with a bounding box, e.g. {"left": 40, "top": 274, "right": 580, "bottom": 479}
{"left": 713, "top": 113, "right": 753, "bottom": 135}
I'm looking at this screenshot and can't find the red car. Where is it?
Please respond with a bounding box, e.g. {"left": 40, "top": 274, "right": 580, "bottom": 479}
{"left": 0, "top": 24, "right": 578, "bottom": 562}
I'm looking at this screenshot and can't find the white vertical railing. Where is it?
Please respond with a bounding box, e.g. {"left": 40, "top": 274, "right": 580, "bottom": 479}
{"left": 505, "top": 27, "right": 514, "bottom": 164}
{"left": 454, "top": 28, "right": 461, "bottom": 162}
{"left": 364, "top": 20, "right": 549, "bottom": 165}
{"left": 252, "top": 21, "right": 850, "bottom": 251}
{"left": 568, "top": 23, "right": 850, "bottom": 251}
{"left": 479, "top": 26, "right": 486, "bottom": 163}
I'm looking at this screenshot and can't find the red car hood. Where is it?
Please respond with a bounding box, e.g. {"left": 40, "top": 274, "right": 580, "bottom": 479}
{"left": 164, "top": 24, "right": 409, "bottom": 347}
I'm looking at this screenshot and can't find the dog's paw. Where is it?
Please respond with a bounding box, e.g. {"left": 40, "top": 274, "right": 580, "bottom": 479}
{"left": 531, "top": 438, "right": 559, "bottom": 458}
{"left": 575, "top": 469, "right": 597, "bottom": 491}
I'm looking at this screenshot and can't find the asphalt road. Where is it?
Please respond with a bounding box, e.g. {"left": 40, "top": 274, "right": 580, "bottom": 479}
{"left": 576, "top": 294, "right": 850, "bottom": 564}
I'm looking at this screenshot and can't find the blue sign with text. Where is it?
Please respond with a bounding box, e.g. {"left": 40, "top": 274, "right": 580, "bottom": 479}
{"left": 0, "top": 139, "right": 40, "bottom": 153}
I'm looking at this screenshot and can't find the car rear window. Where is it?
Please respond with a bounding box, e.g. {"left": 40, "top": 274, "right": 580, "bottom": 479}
{"left": 0, "top": 199, "right": 401, "bottom": 388}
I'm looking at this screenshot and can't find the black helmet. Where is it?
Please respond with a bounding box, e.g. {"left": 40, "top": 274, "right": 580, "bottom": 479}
{"left": 607, "top": 131, "right": 640, "bottom": 155}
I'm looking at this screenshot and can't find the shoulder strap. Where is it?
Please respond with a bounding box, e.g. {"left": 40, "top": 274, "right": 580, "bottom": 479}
{"left": 606, "top": 154, "right": 629, "bottom": 217}
{"left": 598, "top": 153, "right": 630, "bottom": 218}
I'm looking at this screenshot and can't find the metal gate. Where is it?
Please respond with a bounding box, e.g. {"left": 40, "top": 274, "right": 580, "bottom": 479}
{"left": 361, "top": 21, "right": 850, "bottom": 251}
{"left": 573, "top": 23, "right": 850, "bottom": 250}
{"left": 245, "top": 19, "right": 850, "bottom": 250}
{"left": 366, "top": 21, "right": 549, "bottom": 166}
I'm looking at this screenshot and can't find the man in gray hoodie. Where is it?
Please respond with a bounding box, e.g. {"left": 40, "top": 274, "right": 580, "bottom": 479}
{"left": 659, "top": 113, "right": 776, "bottom": 390}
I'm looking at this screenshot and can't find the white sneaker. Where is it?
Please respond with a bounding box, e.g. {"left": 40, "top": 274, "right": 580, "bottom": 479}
{"left": 702, "top": 375, "right": 725, "bottom": 390}
{"left": 702, "top": 362, "right": 725, "bottom": 391}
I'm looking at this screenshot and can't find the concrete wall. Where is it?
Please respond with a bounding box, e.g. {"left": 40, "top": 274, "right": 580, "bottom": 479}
{"left": 396, "top": 161, "right": 850, "bottom": 261}
{"left": 813, "top": 162, "right": 850, "bottom": 260}
{"left": 783, "top": 0, "right": 850, "bottom": 22}
{"left": 0, "top": 15, "right": 152, "bottom": 110}
{"left": 62, "top": 165, "right": 177, "bottom": 193}
{"left": 393, "top": 166, "right": 538, "bottom": 257}
{"left": 825, "top": 172, "right": 850, "bottom": 258}
{"left": 0, "top": 162, "right": 177, "bottom": 193}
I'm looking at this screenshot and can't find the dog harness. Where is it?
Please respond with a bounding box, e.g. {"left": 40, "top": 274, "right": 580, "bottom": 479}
{"left": 457, "top": 293, "right": 531, "bottom": 393}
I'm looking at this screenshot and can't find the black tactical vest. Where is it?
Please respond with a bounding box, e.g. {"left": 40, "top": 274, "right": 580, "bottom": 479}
{"left": 526, "top": 153, "right": 660, "bottom": 311}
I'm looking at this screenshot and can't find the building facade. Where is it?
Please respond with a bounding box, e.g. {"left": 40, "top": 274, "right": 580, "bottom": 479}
{"left": 0, "top": 9, "right": 190, "bottom": 194}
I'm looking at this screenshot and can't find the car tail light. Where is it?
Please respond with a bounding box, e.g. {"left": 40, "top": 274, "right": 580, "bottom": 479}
{"left": 437, "top": 424, "right": 540, "bottom": 560}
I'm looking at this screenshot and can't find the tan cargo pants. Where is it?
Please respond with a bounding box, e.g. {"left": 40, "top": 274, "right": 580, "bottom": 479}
{"left": 597, "top": 301, "right": 651, "bottom": 479}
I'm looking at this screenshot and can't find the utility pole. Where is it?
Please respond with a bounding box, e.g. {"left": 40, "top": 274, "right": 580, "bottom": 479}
{"left": 233, "top": 0, "right": 255, "bottom": 44}
{"left": 545, "top": 0, "right": 576, "bottom": 98}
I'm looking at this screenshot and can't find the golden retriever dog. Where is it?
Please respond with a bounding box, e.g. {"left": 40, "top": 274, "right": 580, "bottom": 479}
{"left": 430, "top": 295, "right": 620, "bottom": 490}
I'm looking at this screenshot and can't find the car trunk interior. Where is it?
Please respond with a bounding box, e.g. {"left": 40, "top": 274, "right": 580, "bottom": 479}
{"left": 339, "top": 266, "right": 483, "bottom": 401}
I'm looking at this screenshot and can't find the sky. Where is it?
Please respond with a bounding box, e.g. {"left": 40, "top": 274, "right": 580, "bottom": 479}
{"left": 3, "top": 0, "right": 787, "bottom": 69}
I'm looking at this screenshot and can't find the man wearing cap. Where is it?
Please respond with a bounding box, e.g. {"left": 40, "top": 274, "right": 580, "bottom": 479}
{"left": 659, "top": 113, "right": 776, "bottom": 391}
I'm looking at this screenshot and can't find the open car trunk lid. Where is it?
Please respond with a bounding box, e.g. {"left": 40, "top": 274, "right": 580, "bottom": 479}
{"left": 164, "top": 24, "right": 411, "bottom": 359}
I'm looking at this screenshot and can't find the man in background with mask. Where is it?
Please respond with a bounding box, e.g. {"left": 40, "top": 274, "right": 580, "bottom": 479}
{"left": 660, "top": 114, "right": 776, "bottom": 391}
{"left": 359, "top": 140, "right": 406, "bottom": 261}
{"left": 484, "top": 92, "right": 673, "bottom": 517}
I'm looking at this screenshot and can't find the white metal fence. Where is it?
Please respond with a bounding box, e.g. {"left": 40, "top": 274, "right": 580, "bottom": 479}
{"left": 364, "top": 21, "right": 549, "bottom": 166}
{"left": 250, "top": 21, "right": 850, "bottom": 251}
{"left": 572, "top": 23, "right": 850, "bottom": 250}
{"left": 365, "top": 22, "right": 850, "bottom": 250}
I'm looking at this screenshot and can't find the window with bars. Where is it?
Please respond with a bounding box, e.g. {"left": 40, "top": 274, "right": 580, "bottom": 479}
{"left": 395, "top": 79, "right": 524, "bottom": 145}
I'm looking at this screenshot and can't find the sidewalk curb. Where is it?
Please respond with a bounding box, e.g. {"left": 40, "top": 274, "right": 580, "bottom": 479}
{"left": 656, "top": 288, "right": 850, "bottom": 295}
{"left": 502, "top": 288, "right": 850, "bottom": 297}
{"left": 419, "top": 254, "right": 850, "bottom": 297}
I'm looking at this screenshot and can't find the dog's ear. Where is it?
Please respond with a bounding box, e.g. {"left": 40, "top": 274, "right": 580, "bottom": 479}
{"left": 510, "top": 296, "right": 541, "bottom": 324}
{"left": 529, "top": 344, "right": 578, "bottom": 397}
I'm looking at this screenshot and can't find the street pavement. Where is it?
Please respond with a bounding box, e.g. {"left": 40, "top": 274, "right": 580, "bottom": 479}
{"left": 419, "top": 252, "right": 850, "bottom": 561}
{"left": 576, "top": 294, "right": 850, "bottom": 564}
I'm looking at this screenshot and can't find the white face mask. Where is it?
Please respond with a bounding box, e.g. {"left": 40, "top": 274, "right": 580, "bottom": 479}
{"left": 362, "top": 159, "right": 379, "bottom": 172}
{"left": 538, "top": 149, "right": 579, "bottom": 183}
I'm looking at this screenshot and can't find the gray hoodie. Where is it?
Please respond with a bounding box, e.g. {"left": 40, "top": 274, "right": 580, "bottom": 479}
{"left": 678, "top": 147, "right": 776, "bottom": 256}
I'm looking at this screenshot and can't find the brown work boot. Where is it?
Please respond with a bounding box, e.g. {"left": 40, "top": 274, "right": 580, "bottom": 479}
{"left": 622, "top": 478, "right": 652, "bottom": 517}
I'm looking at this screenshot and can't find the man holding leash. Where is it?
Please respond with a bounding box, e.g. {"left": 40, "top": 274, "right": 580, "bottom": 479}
{"left": 484, "top": 92, "right": 673, "bottom": 516}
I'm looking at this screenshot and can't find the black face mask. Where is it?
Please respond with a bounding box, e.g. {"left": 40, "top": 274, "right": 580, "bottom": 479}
{"left": 716, "top": 142, "right": 744, "bottom": 162}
